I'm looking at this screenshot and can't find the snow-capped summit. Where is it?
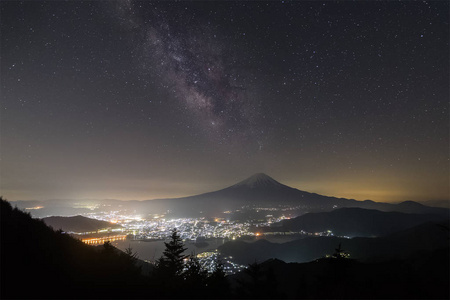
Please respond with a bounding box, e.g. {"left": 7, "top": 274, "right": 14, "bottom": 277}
{"left": 231, "top": 173, "right": 285, "bottom": 189}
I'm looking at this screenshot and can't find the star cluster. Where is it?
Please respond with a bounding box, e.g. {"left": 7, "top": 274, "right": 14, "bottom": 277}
{"left": 1, "top": 1, "right": 448, "bottom": 203}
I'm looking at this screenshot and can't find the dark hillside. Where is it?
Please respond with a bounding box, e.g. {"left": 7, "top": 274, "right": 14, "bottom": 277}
{"left": 2, "top": 196, "right": 448, "bottom": 299}
{"left": 42, "top": 215, "right": 122, "bottom": 233}
{"left": 229, "top": 248, "right": 449, "bottom": 299}
{"left": 0, "top": 198, "right": 147, "bottom": 299}
{"left": 276, "top": 207, "right": 446, "bottom": 237}
{"left": 219, "top": 219, "right": 449, "bottom": 264}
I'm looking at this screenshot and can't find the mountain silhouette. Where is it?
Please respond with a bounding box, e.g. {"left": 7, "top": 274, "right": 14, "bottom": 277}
{"left": 42, "top": 215, "right": 123, "bottom": 233}
{"left": 229, "top": 173, "right": 287, "bottom": 189}
{"left": 137, "top": 173, "right": 449, "bottom": 217}
{"left": 276, "top": 207, "right": 446, "bottom": 237}
{"left": 0, "top": 198, "right": 149, "bottom": 299}
{"left": 219, "top": 219, "right": 450, "bottom": 265}
{"left": 227, "top": 247, "right": 449, "bottom": 299}
{"left": 12, "top": 173, "right": 449, "bottom": 218}
{"left": 137, "top": 173, "right": 337, "bottom": 216}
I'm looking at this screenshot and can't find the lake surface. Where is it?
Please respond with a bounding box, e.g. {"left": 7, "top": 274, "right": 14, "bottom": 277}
{"left": 112, "top": 235, "right": 303, "bottom": 261}
{"left": 112, "top": 238, "right": 227, "bottom": 261}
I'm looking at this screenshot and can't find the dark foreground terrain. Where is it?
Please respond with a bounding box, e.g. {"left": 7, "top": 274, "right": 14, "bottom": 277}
{"left": 1, "top": 197, "right": 448, "bottom": 299}
{"left": 228, "top": 250, "right": 449, "bottom": 299}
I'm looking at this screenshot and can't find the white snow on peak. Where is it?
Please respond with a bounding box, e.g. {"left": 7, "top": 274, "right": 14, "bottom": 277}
{"left": 232, "top": 173, "right": 284, "bottom": 189}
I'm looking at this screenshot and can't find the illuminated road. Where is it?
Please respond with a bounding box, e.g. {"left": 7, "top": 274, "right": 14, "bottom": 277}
{"left": 82, "top": 235, "right": 127, "bottom": 245}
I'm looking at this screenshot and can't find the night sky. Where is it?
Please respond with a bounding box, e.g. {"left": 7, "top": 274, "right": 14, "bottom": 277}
{"left": 1, "top": 1, "right": 448, "bottom": 203}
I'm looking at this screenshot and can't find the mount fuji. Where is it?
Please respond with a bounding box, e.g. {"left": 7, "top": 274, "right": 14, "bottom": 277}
{"left": 136, "top": 173, "right": 449, "bottom": 217}
{"left": 13, "top": 173, "right": 449, "bottom": 218}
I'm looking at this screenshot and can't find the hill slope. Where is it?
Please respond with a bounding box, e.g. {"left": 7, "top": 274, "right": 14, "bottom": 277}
{"left": 42, "top": 215, "right": 122, "bottom": 233}
{"left": 275, "top": 207, "right": 445, "bottom": 237}
{"left": 228, "top": 248, "right": 449, "bottom": 299}
{"left": 0, "top": 198, "right": 147, "bottom": 299}
{"left": 219, "top": 219, "right": 450, "bottom": 264}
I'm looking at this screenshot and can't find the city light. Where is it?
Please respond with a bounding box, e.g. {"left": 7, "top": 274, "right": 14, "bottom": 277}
{"left": 82, "top": 235, "right": 127, "bottom": 245}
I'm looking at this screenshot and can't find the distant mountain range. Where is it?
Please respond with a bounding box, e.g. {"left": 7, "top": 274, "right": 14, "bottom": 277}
{"left": 274, "top": 207, "right": 446, "bottom": 237}
{"left": 219, "top": 219, "right": 450, "bottom": 265}
{"left": 42, "top": 215, "right": 122, "bottom": 233}
{"left": 12, "top": 173, "right": 450, "bottom": 218}
{"left": 134, "top": 173, "right": 450, "bottom": 217}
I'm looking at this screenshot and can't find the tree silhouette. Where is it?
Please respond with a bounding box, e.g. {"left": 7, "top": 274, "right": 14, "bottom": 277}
{"left": 236, "top": 261, "right": 285, "bottom": 298}
{"left": 183, "top": 253, "right": 208, "bottom": 298}
{"left": 333, "top": 243, "right": 349, "bottom": 259}
{"left": 152, "top": 228, "right": 187, "bottom": 296}
{"left": 238, "top": 262, "right": 264, "bottom": 298}
{"left": 184, "top": 253, "right": 208, "bottom": 281}
{"left": 102, "top": 241, "right": 116, "bottom": 255}
{"left": 158, "top": 228, "right": 187, "bottom": 276}
{"left": 124, "top": 244, "right": 138, "bottom": 263}
{"left": 207, "top": 257, "right": 230, "bottom": 298}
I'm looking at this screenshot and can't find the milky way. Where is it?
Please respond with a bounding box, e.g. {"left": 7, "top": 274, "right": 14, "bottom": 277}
{"left": 1, "top": 1, "right": 448, "bottom": 202}
{"left": 114, "top": 1, "right": 265, "bottom": 146}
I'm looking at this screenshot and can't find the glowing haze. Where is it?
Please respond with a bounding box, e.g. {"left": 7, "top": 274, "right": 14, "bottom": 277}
{"left": 1, "top": 1, "right": 448, "bottom": 204}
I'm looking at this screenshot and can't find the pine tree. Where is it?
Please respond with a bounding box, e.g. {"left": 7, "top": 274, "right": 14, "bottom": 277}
{"left": 124, "top": 245, "right": 138, "bottom": 263}
{"left": 152, "top": 228, "right": 187, "bottom": 296}
{"left": 158, "top": 228, "right": 187, "bottom": 276}
{"left": 102, "top": 241, "right": 116, "bottom": 256}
